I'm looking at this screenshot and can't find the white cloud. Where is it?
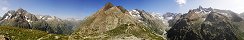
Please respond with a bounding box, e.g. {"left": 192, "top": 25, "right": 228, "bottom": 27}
{"left": 176, "top": 0, "right": 187, "bottom": 6}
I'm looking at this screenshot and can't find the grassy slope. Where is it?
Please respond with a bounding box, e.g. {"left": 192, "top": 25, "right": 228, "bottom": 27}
{"left": 105, "top": 24, "right": 164, "bottom": 40}
{"left": 76, "top": 23, "right": 165, "bottom": 40}
{"left": 0, "top": 26, "right": 68, "bottom": 40}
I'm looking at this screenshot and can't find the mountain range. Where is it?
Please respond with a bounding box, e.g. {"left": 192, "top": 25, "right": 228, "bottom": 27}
{"left": 0, "top": 8, "right": 80, "bottom": 35}
{"left": 0, "top": 2, "right": 243, "bottom": 40}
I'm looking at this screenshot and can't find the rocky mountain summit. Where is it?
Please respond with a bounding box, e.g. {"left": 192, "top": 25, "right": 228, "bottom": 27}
{"left": 70, "top": 2, "right": 166, "bottom": 40}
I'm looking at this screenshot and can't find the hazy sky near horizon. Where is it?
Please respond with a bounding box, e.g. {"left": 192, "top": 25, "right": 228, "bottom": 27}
{"left": 0, "top": 0, "right": 243, "bottom": 19}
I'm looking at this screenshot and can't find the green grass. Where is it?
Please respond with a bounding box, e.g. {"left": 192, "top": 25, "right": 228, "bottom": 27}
{"left": 131, "top": 24, "right": 165, "bottom": 40}
{"left": 104, "top": 24, "right": 165, "bottom": 40}
{"left": 239, "top": 32, "right": 244, "bottom": 40}
{"left": 72, "top": 24, "right": 165, "bottom": 40}
{"left": 106, "top": 24, "right": 128, "bottom": 36}
{"left": 0, "top": 26, "right": 68, "bottom": 40}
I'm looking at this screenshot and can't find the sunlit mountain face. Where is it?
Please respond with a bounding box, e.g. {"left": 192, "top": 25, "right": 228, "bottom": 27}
{"left": 0, "top": 0, "right": 243, "bottom": 40}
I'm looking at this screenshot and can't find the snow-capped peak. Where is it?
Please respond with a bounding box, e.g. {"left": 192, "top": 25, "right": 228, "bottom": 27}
{"left": 128, "top": 9, "right": 171, "bottom": 26}
{"left": 193, "top": 6, "right": 213, "bottom": 14}
{"left": 129, "top": 9, "right": 143, "bottom": 21}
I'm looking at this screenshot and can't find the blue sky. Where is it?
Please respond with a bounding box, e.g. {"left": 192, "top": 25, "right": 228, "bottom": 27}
{"left": 0, "top": 0, "right": 243, "bottom": 19}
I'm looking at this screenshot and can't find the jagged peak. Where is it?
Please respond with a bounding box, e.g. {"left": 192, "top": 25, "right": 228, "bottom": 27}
{"left": 133, "top": 9, "right": 142, "bottom": 11}
{"left": 16, "top": 8, "right": 28, "bottom": 13}
{"left": 196, "top": 6, "right": 213, "bottom": 11}
{"left": 184, "top": 10, "right": 200, "bottom": 20}
{"left": 98, "top": 2, "right": 129, "bottom": 15}
{"left": 133, "top": 9, "right": 146, "bottom": 13}
{"left": 17, "top": 8, "right": 25, "bottom": 11}
{"left": 115, "top": 6, "right": 127, "bottom": 13}
{"left": 198, "top": 6, "right": 203, "bottom": 9}
{"left": 102, "top": 2, "right": 114, "bottom": 11}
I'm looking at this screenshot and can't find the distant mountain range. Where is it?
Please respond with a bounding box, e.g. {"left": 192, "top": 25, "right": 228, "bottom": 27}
{"left": 0, "top": 2, "right": 244, "bottom": 40}
{"left": 0, "top": 8, "right": 81, "bottom": 35}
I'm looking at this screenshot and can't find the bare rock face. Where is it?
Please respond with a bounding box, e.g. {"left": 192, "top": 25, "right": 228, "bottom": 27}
{"left": 167, "top": 7, "right": 242, "bottom": 40}
{"left": 0, "top": 8, "right": 38, "bottom": 29}
{"left": 184, "top": 10, "right": 202, "bottom": 21}
{"left": 70, "top": 2, "right": 165, "bottom": 40}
